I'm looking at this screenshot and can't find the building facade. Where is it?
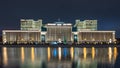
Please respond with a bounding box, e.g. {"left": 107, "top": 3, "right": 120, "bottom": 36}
{"left": 20, "top": 19, "right": 42, "bottom": 31}
{"left": 2, "top": 30, "right": 41, "bottom": 44}
{"left": 45, "top": 22, "right": 72, "bottom": 43}
{"left": 74, "top": 20, "right": 97, "bottom": 31}
{"left": 2, "top": 19, "right": 116, "bottom": 44}
{"left": 77, "top": 31, "right": 115, "bottom": 43}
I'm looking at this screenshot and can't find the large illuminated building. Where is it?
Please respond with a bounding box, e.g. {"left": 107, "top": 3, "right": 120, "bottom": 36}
{"left": 45, "top": 22, "right": 72, "bottom": 42}
{"left": 2, "top": 19, "right": 116, "bottom": 44}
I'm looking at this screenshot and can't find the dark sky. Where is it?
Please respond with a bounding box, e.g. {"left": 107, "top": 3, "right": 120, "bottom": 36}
{"left": 0, "top": 0, "right": 120, "bottom": 37}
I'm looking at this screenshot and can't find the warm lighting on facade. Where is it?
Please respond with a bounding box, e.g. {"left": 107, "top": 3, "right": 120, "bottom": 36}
{"left": 92, "top": 38, "right": 95, "bottom": 41}
{"left": 21, "top": 47, "right": 24, "bottom": 63}
{"left": 3, "top": 47, "right": 8, "bottom": 66}
{"left": 57, "top": 24, "right": 62, "bottom": 26}
{"left": 31, "top": 47, "right": 35, "bottom": 63}
{"left": 58, "top": 38, "right": 62, "bottom": 43}
{"left": 2, "top": 19, "right": 116, "bottom": 43}
{"left": 47, "top": 24, "right": 56, "bottom": 25}
{"left": 109, "top": 39, "right": 112, "bottom": 43}
{"left": 84, "top": 38, "right": 86, "bottom": 41}
{"left": 58, "top": 47, "right": 61, "bottom": 61}
{"left": 47, "top": 47, "right": 51, "bottom": 61}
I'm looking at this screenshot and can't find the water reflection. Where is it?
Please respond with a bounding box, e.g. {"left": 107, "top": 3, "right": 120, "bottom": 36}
{"left": 47, "top": 47, "right": 50, "bottom": 61}
{"left": 3, "top": 47, "right": 8, "bottom": 66}
{"left": 83, "top": 47, "right": 87, "bottom": 60}
{"left": 31, "top": 47, "right": 35, "bottom": 63}
{"left": 92, "top": 47, "right": 95, "bottom": 59}
{"left": 70, "top": 47, "right": 74, "bottom": 60}
{"left": 108, "top": 47, "right": 112, "bottom": 62}
{"left": 58, "top": 47, "right": 61, "bottom": 61}
{"left": 21, "top": 47, "right": 24, "bottom": 63}
{"left": 114, "top": 47, "right": 117, "bottom": 60}
{"left": 1, "top": 46, "right": 119, "bottom": 68}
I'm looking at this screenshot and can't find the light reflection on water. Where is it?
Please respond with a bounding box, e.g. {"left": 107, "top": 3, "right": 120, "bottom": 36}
{"left": 1, "top": 46, "right": 118, "bottom": 68}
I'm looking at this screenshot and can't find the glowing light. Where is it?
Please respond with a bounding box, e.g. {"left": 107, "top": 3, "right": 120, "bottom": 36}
{"left": 3, "top": 47, "right": 8, "bottom": 66}
{"left": 73, "top": 32, "right": 78, "bottom": 35}
{"left": 4, "top": 39, "right": 7, "bottom": 43}
{"left": 114, "top": 47, "right": 118, "bottom": 60}
{"left": 58, "top": 47, "right": 61, "bottom": 61}
{"left": 63, "top": 24, "right": 67, "bottom": 25}
{"left": 70, "top": 47, "right": 74, "bottom": 60}
{"left": 41, "top": 32, "right": 46, "bottom": 35}
{"left": 74, "top": 36, "right": 77, "bottom": 39}
{"left": 21, "top": 47, "right": 24, "bottom": 63}
{"left": 108, "top": 47, "right": 112, "bottom": 62}
{"left": 66, "top": 24, "right": 72, "bottom": 25}
{"left": 31, "top": 47, "right": 35, "bottom": 63}
{"left": 47, "top": 47, "right": 51, "bottom": 61}
{"left": 57, "top": 24, "right": 62, "bottom": 26}
{"left": 92, "top": 47, "right": 95, "bottom": 59}
{"left": 109, "top": 39, "right": 112, "bottom": 43}
{"left": 63, "top": 24, "right": 71, "bottom": 25}
{"left": 63, "top": 48, "right": 67, "bottom": 57}
{"left": 84, "top": 38, "right": 86, "bottom": 41}
{"left": 3, "top": 32, "right": 6, "bottom": 34}
{"left": 53, "top": 48, "right": 57, "bottom": 57}
{"left": 83, "top": 47, "right": 87, "bottom": 60}
{"left": 47, "top": 24, "right": 56, "bottom": 25}
{"left": 58, "top": 38, "right": 62, "bottom": 43}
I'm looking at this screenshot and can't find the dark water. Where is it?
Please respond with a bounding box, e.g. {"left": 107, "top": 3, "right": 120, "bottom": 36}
{"left": 0, "top": 46, "right": 120, "bottom": 68}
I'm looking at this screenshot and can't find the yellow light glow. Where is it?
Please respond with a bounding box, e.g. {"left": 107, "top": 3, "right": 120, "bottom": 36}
{"left": 47, "top": 47, "right": 51, "bottom": 61}
{"left": 108, "top": 47, "right": 112, "bottom": 62}
{"left": 70, "top": 47, "right": 74, "bottom": 60}
{"left": 114, "top": 47, "right": 118, "bottom": 60}
{"left": 58, "top": 47, "right": 61, "bottom": 61}
{"left": 92, "top": 47, "right": 95, "bottom": 59}
{"left": 21, "top": 47, "right": 24, "bottom": 63}
{"left": 31, "top": 47, "right": 35, "bottom": 63}
{"left": 83, "top": 47, "right": 87, "bottom": 60}
{"left": 3, "top": 47, "right": 8, "bottom": 66}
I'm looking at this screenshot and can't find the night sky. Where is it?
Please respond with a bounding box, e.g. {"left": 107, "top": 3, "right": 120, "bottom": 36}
{"left": 0, "top": 0, "right": 120, "bottom": 37}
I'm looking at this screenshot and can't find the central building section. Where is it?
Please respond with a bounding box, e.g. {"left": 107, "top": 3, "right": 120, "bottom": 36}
{"left": 45, "top": 22, "right": 72, "bottom": 43}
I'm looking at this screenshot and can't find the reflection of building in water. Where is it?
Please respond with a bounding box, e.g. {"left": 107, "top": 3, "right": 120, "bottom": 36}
{"left": 83, "top": 47, "right": 87, "bottom": 60}
{"left": 21, "top": 47, "right": 24, "bottom": 63}
{"left": 2, "top": 47, "right": 118, "bottom": 68}
{"left": 47, "top": 47, "right": 51, "bottom": 61}
{"left": 74, "top": 47, "right": 117, "bottom": 68}
{"left": 3, "top": 47, "right": 8, "bottom": 66}
{"left": 70, "top": 47, "right": 74, "bottom": 60}
{"left": 92, "top": 47, "right": 95, "bottom": 59}
{"left": 2, "top": 19, "right": 116, "bottom": 44}
{"left": 58, "top": 47, "right": 62, "bottom": 60}
{"left": 114, "top": 47, "right": 118, "bottom": 60}
{"left": 31, "top": 47, "right": 35, "bottom": 63}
